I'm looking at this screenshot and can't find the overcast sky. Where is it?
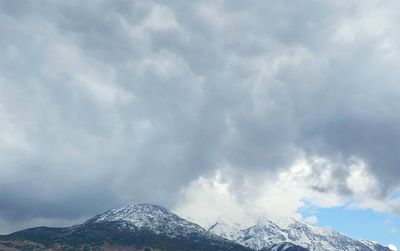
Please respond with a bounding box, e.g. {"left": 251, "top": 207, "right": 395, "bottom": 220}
{"left": 1, "top": 0, "right": 400, "bottom": 246}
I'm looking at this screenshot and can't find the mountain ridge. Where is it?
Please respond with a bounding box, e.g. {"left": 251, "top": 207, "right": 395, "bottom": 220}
{"left": 208, "top": 217, "right": 391, "bottom": 251}
{"left": 0, "top": 204, "right": 251, "bottom": 251}
{"left": 0, "top": 203, "right": 393, "bottom": 251}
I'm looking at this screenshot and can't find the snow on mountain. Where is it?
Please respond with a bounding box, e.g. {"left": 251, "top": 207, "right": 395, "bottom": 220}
{"left": 2, "top": 204, "right": 253, "bottom": 251}
{"left": 208, "top": 220, "right": 251, "bottom": 241}
{"left": 88, "top": 204, "right": 390, "bottom": 251}
{"left": 362, "top": 241, "right": 396, "bottom": 251}
{"left": 209, "top": 217, "right": 390, "bottom": 251}
{"left": 91, "top": 203, "right": 217, "bottom": 239}
{"left": 262, "top": 242, "right": 308, "bottom": 251}
{"left": 3, "top": 202, "right": 390, "bottom": 251}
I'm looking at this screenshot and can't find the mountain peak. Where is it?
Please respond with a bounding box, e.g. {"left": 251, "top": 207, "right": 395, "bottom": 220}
{"left": 208, "top": 220, "right": 246, "bottom": 241}
{"left": 89, "top": 203, "right": 216, "bottom": 239}
{"left": 94, "top": 203, "right": 172, "bottom": 221}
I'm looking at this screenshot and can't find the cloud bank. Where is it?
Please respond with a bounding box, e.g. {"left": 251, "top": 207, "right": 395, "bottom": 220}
{"left": 1, "top": 0, "right": 400, "bottom": 232}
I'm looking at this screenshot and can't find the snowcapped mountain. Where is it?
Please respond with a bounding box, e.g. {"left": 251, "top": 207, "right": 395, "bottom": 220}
{"left": 0, "top": 203, "right": 392, "bottom": 251}
{"left": 90, "top": 203, "right": 216, "bottom": 239}
{"left": 0, "top": 204, "right": 251, "bottom": 251}
{"left": 209, "top": 217, "right": 390, "bottom": 251}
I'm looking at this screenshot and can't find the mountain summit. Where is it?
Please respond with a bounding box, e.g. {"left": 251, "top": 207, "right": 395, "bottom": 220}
{"left": 89, "top": 203, "right": 215, "bottom": 238}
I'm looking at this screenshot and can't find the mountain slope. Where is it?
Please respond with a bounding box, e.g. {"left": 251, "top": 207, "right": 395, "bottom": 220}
{"left": 0, "top": 204, "right": 251, "bottom": 251}
{"left": 261, "top": 242, "right": 309, "bottom": 251}
{"left": 209, "top": 218, "right": 390, "bottom": 251}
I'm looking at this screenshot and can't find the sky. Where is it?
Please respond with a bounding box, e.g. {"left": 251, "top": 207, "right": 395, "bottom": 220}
{"left": 1, "top": 0, "right": 400, "bottom": 248}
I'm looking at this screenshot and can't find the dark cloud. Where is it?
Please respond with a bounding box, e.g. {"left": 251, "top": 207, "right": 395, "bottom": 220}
{"left": 1, "top": 0, "right": 400, "bottom": 232}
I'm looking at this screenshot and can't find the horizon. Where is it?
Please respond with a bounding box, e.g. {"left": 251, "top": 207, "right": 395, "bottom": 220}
{"left": 1, "top": 0, "right": 400, "bottom": 249}
{"left": 0, "top": 202, "right": 393, "bottom": 246}
{"left": 1, "top": 201, "right": 397, "bottom": 249}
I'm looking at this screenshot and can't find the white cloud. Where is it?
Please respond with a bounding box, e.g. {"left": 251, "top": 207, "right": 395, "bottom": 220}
{"left": 174, "top": 171, "right": 249, "bottom": 227}
{"left": 175, "top": 156, "right": 400, "bottom": 226}
{"left": 174, "top": 159, "right": 320, "bottom": 226}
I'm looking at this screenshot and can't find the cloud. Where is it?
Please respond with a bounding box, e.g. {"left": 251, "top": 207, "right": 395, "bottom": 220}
{"left": 1, "top": 0, "right": 400, "bottom": 232}
{"left": 174, "top": 157, "right": 400, "bottom": 227}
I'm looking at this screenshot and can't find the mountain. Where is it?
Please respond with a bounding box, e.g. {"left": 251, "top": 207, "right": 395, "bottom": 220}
{"left": 361, "top": 241, "right": 396, "bottom": 251}
{"left": 0, "top": 204, "right": 391, "bottom": 251}
{"left": 261, "top": 242, "right": 309, "bottom": 251}
{"left": 0, "top": 204, "right": 251, "bottom": 251}
{"left": 208, "top": 218, "right": 391, "bottom": 251}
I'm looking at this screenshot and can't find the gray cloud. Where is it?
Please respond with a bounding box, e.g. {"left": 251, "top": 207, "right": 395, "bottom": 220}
{"left": 1, "top": 0, "right": 400, "bottom": 232}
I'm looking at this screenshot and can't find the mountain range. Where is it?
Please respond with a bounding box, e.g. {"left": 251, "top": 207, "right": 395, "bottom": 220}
{"left": 0, "top": 203, "right": 393, "bottom": 251}
{"left": 208, "top": 218, "right": 390, "bottom": 251}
